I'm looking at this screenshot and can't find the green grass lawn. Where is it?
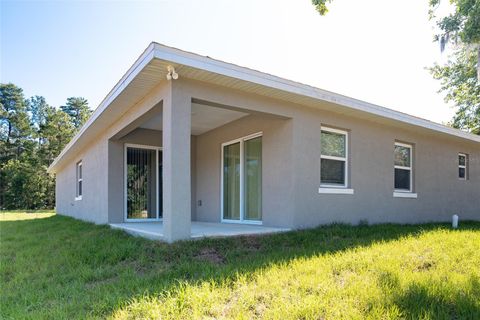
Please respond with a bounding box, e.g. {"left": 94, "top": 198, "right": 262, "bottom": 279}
{"left": 1, "top": 212, "right": 479, "bottom": 319}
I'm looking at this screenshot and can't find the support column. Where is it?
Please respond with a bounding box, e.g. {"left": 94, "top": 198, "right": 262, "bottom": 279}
{"left": 162, "top": 81, "right": 191, "bottom": 242}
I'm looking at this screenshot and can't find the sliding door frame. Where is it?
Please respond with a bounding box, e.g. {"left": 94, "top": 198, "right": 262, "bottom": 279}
{"left": 124, "top": 143, "right": 162, "bottom": 222}
{"left": 220, "top": 132, "right": 263, "bottom": 225}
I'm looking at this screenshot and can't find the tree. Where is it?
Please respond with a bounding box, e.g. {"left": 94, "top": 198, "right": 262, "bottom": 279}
{"left": 39, "top": 106, "right": 75, "bottom": 165}
{"left": 312, "top": 0, "right": 332, "bottom": 15}
{"left": 61, "top": 97, "right": 92, "bottom": 129}
{"left": 429, "top": 0, "right": 480, "bottom": 134}
{"left": 28, "top": 95, "right": 49, "bottom": 130}
{"left": 0, "top": 83, "right": 32, "bottom": 160}
{"left": 429, "top": 0, "right": 480, "bottom": 77}
{"left": 431, "top": 48, "right": 480, "bottom": 133}
{"left": 0, "top": 83, "right": 80, "bottom": 209}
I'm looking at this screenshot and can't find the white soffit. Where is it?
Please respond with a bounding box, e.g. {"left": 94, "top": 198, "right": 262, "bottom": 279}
{"left": 139, "top": 103, "right": 248, "bottom": 135}
{"left": 151, "top": 43, "right": 480, "bottom": 143}
{"left": 49, "top": 42, "right": 479, "bottom": 173}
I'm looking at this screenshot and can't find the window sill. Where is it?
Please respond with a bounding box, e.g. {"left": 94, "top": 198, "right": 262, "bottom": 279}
{"left": 393, "top": 192, "right": 417, "bottom": 198}
{"left": 318, "top": 188, "right": 354, "bottom": 195}
{"left": 75, "top": 196, "right": 82, "bottom": 201}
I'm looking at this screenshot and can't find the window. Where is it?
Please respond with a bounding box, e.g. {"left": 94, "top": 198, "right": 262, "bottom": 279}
{"left": 76, "top": 161, "right": 82, "bottom": 200}
{"left": 458, "top": 153, "right": 468, "bottom": 180}
{"left": 320, "top": 127, "right": 348, "bottom": 188}
{"left": 221, "top": 132, "right": 262, "bottom": 223}
{"left": 394, "top": 142, "right": 413, "bottom": 192}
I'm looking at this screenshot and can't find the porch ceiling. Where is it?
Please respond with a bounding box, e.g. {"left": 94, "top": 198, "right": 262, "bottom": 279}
{"left": 139, "top": 102, "right": 249, "bottom": 135}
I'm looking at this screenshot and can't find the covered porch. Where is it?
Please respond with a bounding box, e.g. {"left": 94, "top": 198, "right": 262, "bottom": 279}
{"left": 110, "top": 221, "right": 290, "bottom": 241}
{"left": 105, "top": 70, "right": 294, "bottom": 242}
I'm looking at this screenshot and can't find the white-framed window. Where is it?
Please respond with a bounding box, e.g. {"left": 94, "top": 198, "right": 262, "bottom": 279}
{"left": 320, "top": 127, "right": 348, "bottom": 188}
{"left": 458, "top": 153, "right": 468, "bottom": 180}
{"left": 75, "top": 161, "right": 83, "bottom": 200}
{"left": 394, "top": 142, "right": 413, "bottom": 192}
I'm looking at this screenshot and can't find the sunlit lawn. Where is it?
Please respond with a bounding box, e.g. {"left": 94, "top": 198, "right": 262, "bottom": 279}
{"left": 1, "top": 211, "right": 479, "bottom": 319}
{"left": 0, "top": 210, "right": 55, "bottom": 221}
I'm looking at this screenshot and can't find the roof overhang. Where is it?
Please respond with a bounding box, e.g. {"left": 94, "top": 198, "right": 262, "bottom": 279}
{"left": 48, "top": 42, "right": 480, "bottom": 173}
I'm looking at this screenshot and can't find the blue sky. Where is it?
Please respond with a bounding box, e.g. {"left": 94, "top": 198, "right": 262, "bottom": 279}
{"left": 1, "top": 0, "right": 454, "bottom": 124}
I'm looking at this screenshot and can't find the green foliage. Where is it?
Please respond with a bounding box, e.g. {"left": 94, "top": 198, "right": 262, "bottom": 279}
{"left": 61, "top": 96, "right": 92, "bottom": 129}
{"left": 311, "top": 0, "right": 332, "bottom": 15}
{"left": 0, "top": 83, "right": 32, "bottom": 159}
{"left": 0, "top": 83, "right": 90, "bottom": 209}
{"left": 429, "top": 0, "right": 480, "bottom": 48}
{"left": 429, "top": 0, "right": 480, "bottom": 134}
{"left": 430, "top": 47, "right": 480, "bottom": 133}
{"left": 2, "top": 160, "right": 54, "bottom": 209}
{"left": 1, "top": 215, "right": 479, "bottom": 319}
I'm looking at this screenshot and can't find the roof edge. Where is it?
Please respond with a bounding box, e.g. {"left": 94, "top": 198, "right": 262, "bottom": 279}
{"left": 49, "top": 42, "right": 480, "bottom": 173}
{"left": 152, "top": 42, "right": 480, "bottom": 143}
{"left": 48, "top": 43, "right": 157, "bottom": 173}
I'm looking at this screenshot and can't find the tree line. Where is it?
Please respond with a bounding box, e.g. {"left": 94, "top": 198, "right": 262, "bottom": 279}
{"left": 0, "top": 83, "right": 92, "bottom": 209}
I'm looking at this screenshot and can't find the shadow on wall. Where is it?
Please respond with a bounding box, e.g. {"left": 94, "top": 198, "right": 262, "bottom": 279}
{"left": 1, "top": 215, "right": 479, "bottom": 319}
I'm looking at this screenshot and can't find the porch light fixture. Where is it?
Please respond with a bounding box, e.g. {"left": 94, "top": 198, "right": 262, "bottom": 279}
{"left": 166, "top": 65, "right": 178, "bottom": 80}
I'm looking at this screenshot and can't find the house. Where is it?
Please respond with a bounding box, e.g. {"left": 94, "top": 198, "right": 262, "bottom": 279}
{"left": 48, "top": 43, "right": 480, "bottom": 242}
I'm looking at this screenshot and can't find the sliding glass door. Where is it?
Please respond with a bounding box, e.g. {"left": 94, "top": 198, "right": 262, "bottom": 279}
{"left": 223, "top": 142, "right": 241, "bottom": 220}
{"left": 244, "top": 136, "right": 262, "bottom": 221}
{"left": 125, "top": 145, "right": 162, "bottom": 221}
{"left": 222, "top": 134, "right": 262, "bottom": 223}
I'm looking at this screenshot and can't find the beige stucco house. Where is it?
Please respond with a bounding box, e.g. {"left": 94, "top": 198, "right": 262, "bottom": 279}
{"left": 48, "top": 43, "right": 480, "bottom": 242}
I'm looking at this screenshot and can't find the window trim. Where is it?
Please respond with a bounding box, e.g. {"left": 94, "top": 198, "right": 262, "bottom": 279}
{"left": 394, "top": 142, "right": 413, "bottom": 193}
{"left": 320, "top": 126, "right": 349, "bottom": 189}
{"left": 458, "top": 153, "right": 467, "bottom": 180}
{"left": 75, "top": 161, "right": 83, "bottom": 200}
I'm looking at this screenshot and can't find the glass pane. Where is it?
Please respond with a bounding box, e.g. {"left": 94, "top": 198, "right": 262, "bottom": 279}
{"left": 459, "top": 167, "right": 466, "bottom": 179}
{"left": 223, "top": 143, "right": 240, "bottom": 220}
{"left": 126, "top": 148, "right": 157, "bottom": 219}
{"left": 78, "top": 180, "right": 82, "bottom": 196}
{"left": 394, "top": 168, "right": 410, "bottom": 190}
{"left": 459, "top": 155, "right": 466, "bottom": 166}
{"left": 321, "top": 159, "right": 345, "bottom": 185}
{"left": 78, "top": 164, "right": 82, "bottom": 179}
{"left": 321, "top": 130, "right": 346, "bottom": 157}
{"left": 394, "top": 145, "right": 411, "bottom": 167}
{"left": 244, "top": 137, "right": 262, "bottom": 221}
{"left": 158, "top": 151, "right": 163, "bottom": 218}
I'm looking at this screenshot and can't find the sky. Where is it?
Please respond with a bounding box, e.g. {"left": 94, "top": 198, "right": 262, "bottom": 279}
{"left": 1, "top": 0, "right": 455, "bottom": 124}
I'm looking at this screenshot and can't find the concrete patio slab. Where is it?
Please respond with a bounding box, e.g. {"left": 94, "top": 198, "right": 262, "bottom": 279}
{"left": 109, "top": 221, "right": 290, "bottom": 241}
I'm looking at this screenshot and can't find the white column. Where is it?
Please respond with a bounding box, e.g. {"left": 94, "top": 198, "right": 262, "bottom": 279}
{"left": 162, "top": 82, "right": 191, "bottom": 242}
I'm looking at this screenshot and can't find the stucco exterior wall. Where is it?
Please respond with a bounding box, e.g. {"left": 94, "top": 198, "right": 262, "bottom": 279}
{"left": 55, "top": 78, "right": 479, "bottom": 229}
{"left": 55, "top": 136, "right": 109, "bottom": 224}
{"left": 195, "top": 114, "right": 294, "bottom": 228}
{"left": 107, "top": 128, "right": 197, "bottom": 223}
{"left": 56, "top": 81, "right": 171, "bottom": 224}
{"left": 289, "top": 106, "right": 480, "bottom": 228}
{"left": 183, "top": 79, "right": 479, "bottom": 227}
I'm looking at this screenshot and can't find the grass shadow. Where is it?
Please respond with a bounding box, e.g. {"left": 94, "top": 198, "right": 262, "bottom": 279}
{"left": 1, "top": 215, "right": 479, "bottom": 318}
{"left": 393, "top": 275, "right": 480, "bottom": 319}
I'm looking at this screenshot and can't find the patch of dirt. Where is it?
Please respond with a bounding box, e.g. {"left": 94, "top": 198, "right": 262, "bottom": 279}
{"left": 242, "top": 235, "right": 263, "bottom": 251}
{"left": 415, "top": 260, "right": 435, "bottom": 271}
{"left": 195, "top": 248, "right": 225, "bottom": 265}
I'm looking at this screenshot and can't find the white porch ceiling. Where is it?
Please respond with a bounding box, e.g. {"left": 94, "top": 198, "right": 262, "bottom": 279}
{"left": 139, "top": 102, "right": 248, "bottom": 135}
